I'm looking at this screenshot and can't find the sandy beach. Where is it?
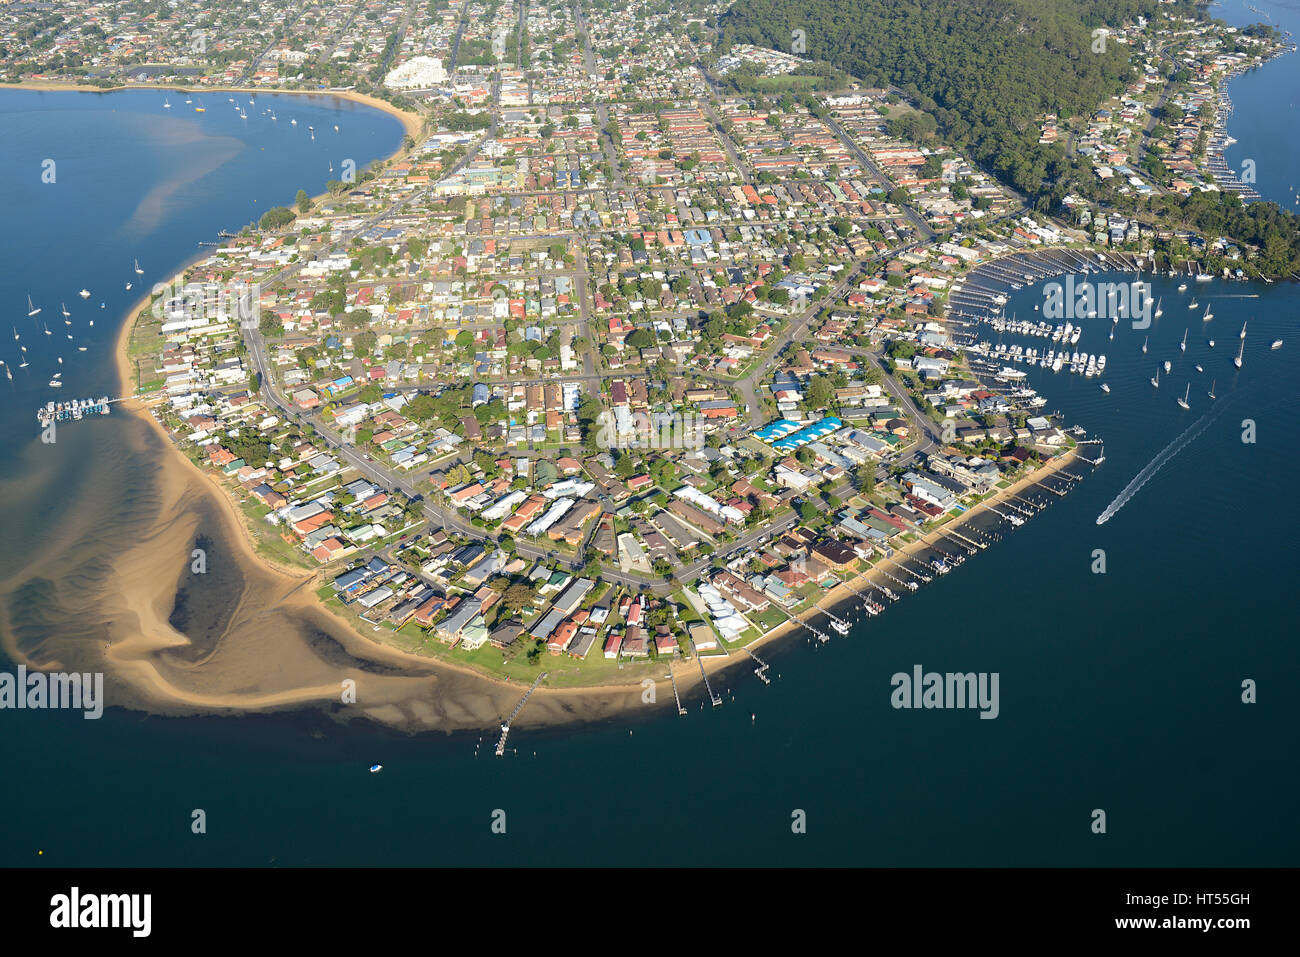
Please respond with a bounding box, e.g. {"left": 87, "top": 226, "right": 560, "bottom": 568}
{"left": 2, "top": 80, "right": 424, "bottom": 141}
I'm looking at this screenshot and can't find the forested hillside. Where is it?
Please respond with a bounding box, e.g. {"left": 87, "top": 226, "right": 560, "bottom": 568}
{"left": 719, "top": 0, "right": 1160, "bottom": 200}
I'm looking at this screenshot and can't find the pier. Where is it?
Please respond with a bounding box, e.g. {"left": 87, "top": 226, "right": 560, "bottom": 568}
{"left": 667, "top": 668, "right": 687, "bottom": 715}
{"left": 744, "top": 649, "right": 771, "bottom": 685}
{"left": 946, "top": 528, "right": 987, "bottom": 551}
{"left": 692, "top": 641, "right": 723, "bottom": 706}
{"left": 875, "top": 563, "right": 918, "bottom": 593}
{"left": 986, "top": 504, "right": 1023, "bottom": 526}
{"left": 494, "top": 671, "right": 548, "bottom": 756}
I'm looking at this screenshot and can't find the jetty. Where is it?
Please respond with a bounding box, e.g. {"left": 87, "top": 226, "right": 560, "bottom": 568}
{"left": 744, "top": 648, "right": 771, "bottom": 685}
{"left": 667, "top": 669, "right": 687, "bottom": 715}
{"left": 494, "top": 671, "right": 547, "bottom": 756}
{"left": 691, "top": 641, "right": 723, "bottom": 706}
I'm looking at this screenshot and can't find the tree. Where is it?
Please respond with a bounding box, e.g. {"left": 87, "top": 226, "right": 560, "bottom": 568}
{"left": 804, "top": 375, "right": 836, "bottom": 411}
{"left": 295, "top": 189, "right": 311, "bottom": 214}
{"left": 502, "top": 583, "right": 535, "bottom": 613}
{"left": 854, "top": 463, "right": 877, "bottom": 494}
{"left": 627, "top": 328, "right": 655, "bottom": 350}
{"left": 258, "top": 206, "right": 296, "bottom": 230}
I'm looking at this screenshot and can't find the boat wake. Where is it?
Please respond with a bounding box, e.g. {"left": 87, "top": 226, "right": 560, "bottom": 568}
{"left": 1095, "top": 392, "right": 1237, "bottom": 526}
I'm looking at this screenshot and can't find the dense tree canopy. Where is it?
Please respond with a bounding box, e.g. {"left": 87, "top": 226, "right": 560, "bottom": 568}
{"left": 720, "top": 0, "right": 1159, "bottom": 200}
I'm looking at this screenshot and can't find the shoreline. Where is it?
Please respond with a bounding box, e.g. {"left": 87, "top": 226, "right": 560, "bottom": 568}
{"left": 724, "top": 447, "right": 1083, "bottom": 667}
{"left": 1, "top": 80, "right": 424, "bottom": 141}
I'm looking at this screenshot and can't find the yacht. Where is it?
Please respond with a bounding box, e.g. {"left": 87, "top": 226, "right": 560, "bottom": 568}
{"left": 1151, "top": 367, "right": 1160, "bottom": 388}
{"left": 1234, "top": 339, "right": 1244, "bottom": 369}
{"left": 79, "top": 288, "right": 91, "bottom": 299}
{"left": 1208, "top": 338, "right": 1215, "bottom": 348}
{"left": 1180, "top": 329, "right": 1187, "bottom": 352}
{"left": 60, "top": 302, "right": 70, "bottom": 318}
{"left": 1195, "top": 364, "right": 1203, "bottom": 372}
{"left": 48, "top": 379, "right": 62, "bottom": 388}
{"left": 1203, "top": 303, "right": 1213, "bottom": 321}
{"left": 290, "top": 118, "right": 297, "bottom": 126}
{"left": 163, "top": 97, "right": 171, "bottom": 109}
{"left": 1100, "top": 382, "right": 1110, "bottom": 393}
{"left": 134, "top": 258, "right": 143, "bottom": 275}
{"left": 1141, "top": 336, "right": 1148, "bottom": 354}
{"left": 1163, "top": 360, "right": 1171, "bottom": 374}
{"left": 1154, "top": 298, "right": 1163, "bottom": 318}
{"left": 1177, "top": 384, "right": 1190, "bottom": 410}
{"left": 1239, "top": 321, "right": 1247, "bottom": 339}
{"left": 1271, "top": 339, "right": 1283, "bottom": 350}
{"left": 1177, "top": 282, "right": 1187, "bottom": 292}
{"left": 369, "top": 764, "right": 383, "bottom": 774}
{"left": 1188, "top": 298, "right": 1198, "bottom": 309}
{"left": 125, "top": 281, "right": 132, "bottom": 291}
{"left": 26, "top": 295, "right": 40, "bottom": 317}
{"left": 1208, "top": 379, "right": 1216, "bottom": 400}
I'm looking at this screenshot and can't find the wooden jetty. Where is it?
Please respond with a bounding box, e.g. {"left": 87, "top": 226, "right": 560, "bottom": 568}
{"left": 667, "top": 669, "right": 687, "bottom": 715}
{"left": 692, "top": 642, "right": 723, "bottom": 706}
{"left": 495, "top": 671, "right": 548, "bottom": 756}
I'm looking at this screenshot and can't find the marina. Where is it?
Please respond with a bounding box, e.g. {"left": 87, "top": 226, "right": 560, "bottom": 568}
{"left": 36, "top": 396, "right": 116, "bottom": 428}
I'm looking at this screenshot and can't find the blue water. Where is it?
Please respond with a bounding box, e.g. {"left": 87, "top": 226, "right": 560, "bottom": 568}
{"left": 0, "top": 87, "right": 402, "bottom": 431}
{"left": 1220, "top": 0, "right": 1300, "bottom": 208}
{"left": 0, "top": 47, "right": 1297, "bottom": 866}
